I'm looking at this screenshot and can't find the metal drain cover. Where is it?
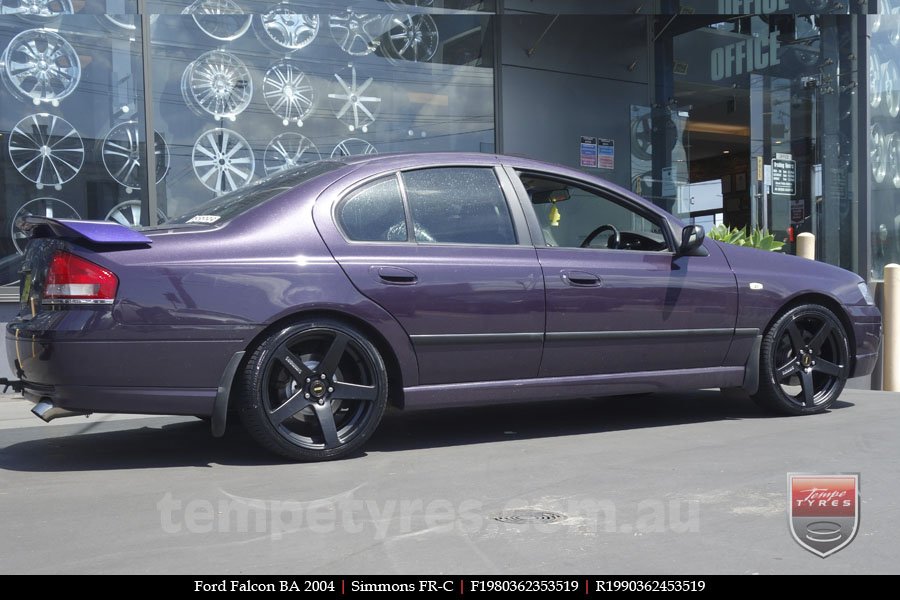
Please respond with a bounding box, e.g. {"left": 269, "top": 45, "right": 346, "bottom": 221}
{"left": 493, "top": 510, "right": 566, "bottom": 524}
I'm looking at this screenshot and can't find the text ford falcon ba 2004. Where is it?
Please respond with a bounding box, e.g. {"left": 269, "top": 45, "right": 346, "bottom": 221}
{"left": 8, "top": 153, "right": 882, "bottom": 461}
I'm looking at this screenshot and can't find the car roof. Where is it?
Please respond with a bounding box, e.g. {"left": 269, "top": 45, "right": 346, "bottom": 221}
{"left": 331, "top": 152, "right": 607, "bottom": 184}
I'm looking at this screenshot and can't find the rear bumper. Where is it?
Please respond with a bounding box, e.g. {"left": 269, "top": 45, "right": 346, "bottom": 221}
{"left": 18, "top": 382, "right": 217, "bottom": 417}
{"left": 6, "top": 316, "right": 250, "bottom": 417}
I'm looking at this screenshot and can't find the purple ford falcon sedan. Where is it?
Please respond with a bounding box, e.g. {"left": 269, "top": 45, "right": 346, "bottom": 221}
{"left": 6, "top": 153, "right": 882, "bottom": 461}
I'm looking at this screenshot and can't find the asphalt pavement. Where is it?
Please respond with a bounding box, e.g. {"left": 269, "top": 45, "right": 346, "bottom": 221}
{"left": 0, "top": 388, "right": 897, "bottom": 574}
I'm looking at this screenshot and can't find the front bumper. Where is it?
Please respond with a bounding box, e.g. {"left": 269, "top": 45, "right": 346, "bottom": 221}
{"left": 848, "top": 305, "right": 882, "bottom": 378}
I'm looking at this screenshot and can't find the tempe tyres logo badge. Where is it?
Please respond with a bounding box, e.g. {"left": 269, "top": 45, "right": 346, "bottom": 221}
{"left": 788, "top": 473, "right": 859, "bottom": 558}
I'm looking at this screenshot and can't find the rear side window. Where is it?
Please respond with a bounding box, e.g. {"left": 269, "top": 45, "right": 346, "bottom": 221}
{"left": 339, "top": 176, "right": 407, "bottom": 242}
{"left": 401, "top": 167, "right": 516, "bottom": 245}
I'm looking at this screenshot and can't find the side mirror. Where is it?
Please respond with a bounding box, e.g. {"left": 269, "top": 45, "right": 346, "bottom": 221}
{"left": 679, "top": 224, "right": 706, "bottom": 255}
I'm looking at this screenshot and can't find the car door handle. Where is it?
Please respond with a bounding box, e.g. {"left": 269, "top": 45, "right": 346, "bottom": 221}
{"left": 375, "top": 266, "right": 418, "bottom": 285}
{"left": 560, "top": 270, "right": 601, "bottom": 287}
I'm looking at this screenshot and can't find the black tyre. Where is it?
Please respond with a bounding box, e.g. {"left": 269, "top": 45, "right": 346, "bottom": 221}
{"left": 239, "top": 318, "right": 388, "bottom": 461}
{"left": 752, "top": 303, "right": 850, "bottom": 415}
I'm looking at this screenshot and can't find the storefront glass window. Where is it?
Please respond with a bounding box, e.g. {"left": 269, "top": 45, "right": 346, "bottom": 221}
{"left": 0, "top": 0, "right": 144, "bottom": 299}
{"left": 869, "top": 0, "right": 900, "bottom": 280}
{"left": 145, "top": 0, "right": 496, "bottom": 221}
{"left": 662, "top": 5, "right": 858, "bottom": 273}
{"left": 0, "top": 0, "right": 495, "bottom": 301}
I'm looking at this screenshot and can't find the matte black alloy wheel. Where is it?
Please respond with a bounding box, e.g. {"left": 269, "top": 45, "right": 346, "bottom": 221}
{"left": 753, "top": 304, "right": 850, "bottom": 415}
{"left": 240, "top": 319, "right": 388, "bottom": 461}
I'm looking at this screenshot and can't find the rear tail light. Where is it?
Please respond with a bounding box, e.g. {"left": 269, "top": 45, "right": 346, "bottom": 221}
{"left": 43, "top": 252, "right": 118, "bottom": 306}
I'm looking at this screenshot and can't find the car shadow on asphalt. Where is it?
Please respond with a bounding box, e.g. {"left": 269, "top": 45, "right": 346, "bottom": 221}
{"left": 368, "top": 390, "right": 853, "bottom": 453}
{"left": 0, "top": 389, "right": 854, "bottom": 471}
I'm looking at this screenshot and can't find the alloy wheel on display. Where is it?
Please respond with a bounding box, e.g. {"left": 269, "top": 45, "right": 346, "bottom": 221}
{"left": 105, "top": 200, "right": 166, "bottom": 228}
{"left": 873, "top": 0, "right": 891, "bottom": 32}
{"left": 383, "top": 13, "right": 439, "bottom": 62}
{"left": 630, "top": 114, "right": 653, "bottom": 160}
{"left": 870, "top": 50, "right": 883, "bottom": 110}
{"left": 102, "top": 14, "right": 136, "bottom": 30}
{"left": 330, "top": 137, "right": 378, "bottom": 158}
{"left": 329, "top": 10, "right": 384, "bottom": 56}
{"left": 0, "top": 0, "right": 72, "bottom": 20}
{"left": 264, "top": 133, "right": 320, "bottom": 176}
{"left": 328, "top": 64, "right": 381, "bottom": 133}
{"left": 892, "top": 134, "right": 900, "bottom": 189}
{"left": 258, "top": 4, "right": 319, "bottom": 50}
{"left": 10, "top": 197, "right": 79, "bottom": 253}
{"left": 8, "top": 113, "right": 84, "bottom": 190}
{"left": 263, "top": 61, "right": 315, "bottom": 127}
{"left": 182, "top": 50, "right": 253, "bottom": 121}
{"left": 192, "top": 128, "right": 255, "bottom": 194}
{"left": 386, "top": 0, "right": 435, "bottom": 7}
{"left": 101, "top": 121, "right": 170, "bottom": 192}
{"left": 882, "top": 59, "right": 900, "bottom": 118}
{"left": 872, "top": 123, "right": 888, "bottom": 183}
{"left": 2, "top": 28, "right": 80, "bottom": 107}
{"left": 182, "top": 0, "right": 251, "bottom": 42}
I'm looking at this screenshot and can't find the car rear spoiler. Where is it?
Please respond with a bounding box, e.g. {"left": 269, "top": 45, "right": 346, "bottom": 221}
{"left": 16, "top": 217, "right": 152, "bottom": 245}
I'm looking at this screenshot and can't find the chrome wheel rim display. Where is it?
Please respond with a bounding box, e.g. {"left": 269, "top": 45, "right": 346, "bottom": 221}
{"left": 11, "top": 197, "right": 79, "bottom": 253}
{"left": 102, "top": 14, "right": 136, "bottom": 31}
{"left": 182, "top": 50, "right": 253, "bottom": 121}
{"left": 891, "top": 134, "right": 900, "bottom": 189}
{"left": 630, "top": 114, "right": 653, "bottom": 160}
{"left": 330, "top": 138, "right": 378, "bottom": 158}
{"left": 383, "top": 14, "right": 439, "bottom": 62}
{"left": 873, "top": 0, "right": 892, "bottom": 33}
{"left": 182, "top": 0, "right": 251, "bottom": 42}
{"left": 328, "top": 65, "right": 381, "bottom": 133}
{"left": 2, "top": 28, "right": 80, "bottom": 107}
{"left": 386, "top": 0, "right": 436, "bottom": 7}
{"left": 870, "top": 50, "right": 883, "bottom": 110}
{"left": 9, "top": 113, "right": 83, "bottom": 190}
{"left": 101, "top": 121, "right": 170, "bottom": 192}
{"left": 883, "top": 59, "right": 900, "bottom": 117}
{"left": 872, "top": 124, "right": 888, "bottom": 184}
{"left": 0, "top": 0, "right": 73, "bottom": 20}
{"left": 263, "top": 61, "right": 315, "bottom": 127}
{"left": 192, "top": 128, "right": 255, "bottom": 194}
{"left": 259, "top": 4, "right": 319, "bottom": 50}
{"left": 264, "top": 133, "right": 320, "bottom": 176}
{"left": 329, "top": 11, "right": 384, "bottom": 56}
{"left": 105, "top": 200, "right": 166, "bottom": 228}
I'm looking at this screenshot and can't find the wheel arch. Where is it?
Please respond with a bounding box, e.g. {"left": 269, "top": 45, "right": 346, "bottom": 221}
{"left": 231, "top": 309, "right": 408, "bottom": 411}
{"left": 767, "top": 292, "right": 856, "bottom": 371}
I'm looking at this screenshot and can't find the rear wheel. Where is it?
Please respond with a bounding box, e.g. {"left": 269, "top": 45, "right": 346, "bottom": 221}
{"left": 239, "top": 319, "right": 388, "bottom": 461}
{"left": 752, "top": 303, "right": 850, "bottom": 415}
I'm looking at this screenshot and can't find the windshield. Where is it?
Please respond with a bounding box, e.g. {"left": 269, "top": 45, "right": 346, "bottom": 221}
{"left": 165, "top": 161, "right": 344, "bottom": 226}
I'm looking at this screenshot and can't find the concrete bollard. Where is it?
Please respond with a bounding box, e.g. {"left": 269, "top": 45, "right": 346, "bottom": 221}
{"left": 796, "top": 232, "right": 815, "bottom": 260}
{"left": 884, "top": 264, "right": 900, "bottom": 391}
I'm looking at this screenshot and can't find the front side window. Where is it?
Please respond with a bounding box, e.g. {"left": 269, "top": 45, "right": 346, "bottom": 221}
{"left": 519, "top": 173, "right": 669, "bottom": 252}
{"left": 338, "top": 176, "right": 407, "bottom": 242}
{"left": 401, "top": 167, "right": 516, "bottom": 245}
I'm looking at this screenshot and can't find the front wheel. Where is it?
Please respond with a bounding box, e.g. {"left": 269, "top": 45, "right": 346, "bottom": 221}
{"left": 752, "top": 303, "right": 850, "bottom": 415}
{"left": 239, "top": 319, "right": 388, "bottom": 461}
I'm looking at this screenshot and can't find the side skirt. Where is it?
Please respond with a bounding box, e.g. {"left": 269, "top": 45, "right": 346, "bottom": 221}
{"left": 402, "top": 366, "right": 745, "bottom": 410}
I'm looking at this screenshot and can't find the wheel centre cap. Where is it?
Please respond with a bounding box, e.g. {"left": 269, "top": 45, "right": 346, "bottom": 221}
{"left": 801, "top": 353, "right": 812, "bottom": 368}
{"left": 309, "top": 379, "right": 328, "bottom": 399}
